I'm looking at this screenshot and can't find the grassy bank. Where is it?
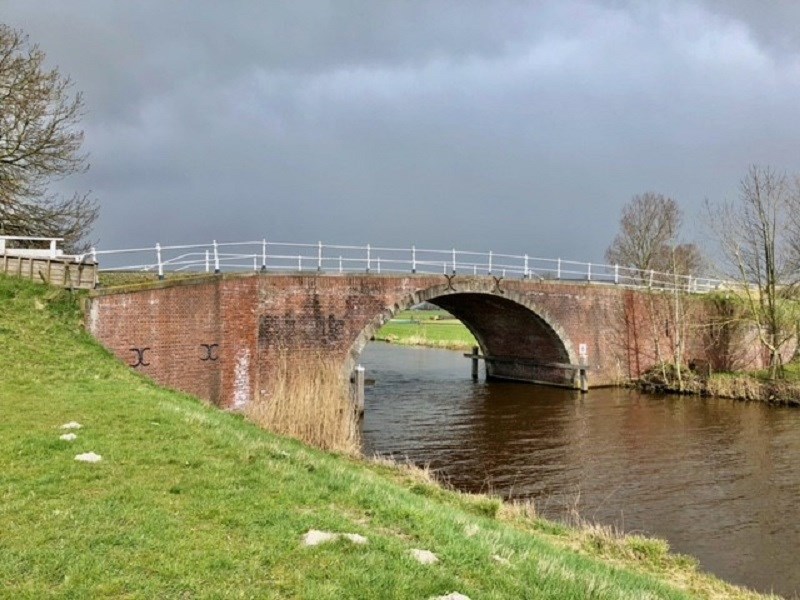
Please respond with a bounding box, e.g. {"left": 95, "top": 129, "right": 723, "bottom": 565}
{"left": 0, "top": 275, "right": 775, "bottom": 599}
{"left": 639, "top": 364, "right": 800, "bottom": 407}
{"left": 374, "top": 310, "right": 478, "bottom": 350}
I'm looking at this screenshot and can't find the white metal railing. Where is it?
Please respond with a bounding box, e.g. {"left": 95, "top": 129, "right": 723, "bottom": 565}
{"left": 85, "top": 239, "right": 729, "bottom": 293}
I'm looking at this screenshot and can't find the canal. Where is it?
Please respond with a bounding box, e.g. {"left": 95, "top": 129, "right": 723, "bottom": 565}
{"left": 360, "top": 343, "right": 800, "bottom": 598}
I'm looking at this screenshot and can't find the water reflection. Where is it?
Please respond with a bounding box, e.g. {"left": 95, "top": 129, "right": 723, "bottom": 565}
{"left": 360, "top": 343, "right": 800, "bottom": 598}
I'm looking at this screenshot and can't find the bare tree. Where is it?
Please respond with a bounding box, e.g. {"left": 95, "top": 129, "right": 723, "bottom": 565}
{"left": 655, "top": 242, "right": 704, "bottom": 277}
{"left": 0, "top": 24, "right": 97, "bottom": 251}
{"left": 709, "top": 165, "right": 800, "bottom": 379}
{"left": 607, "top": 193, "right": 707, "bottom": 390}
{"left": 605, "top": 192, "right": 682, "bottom": 274}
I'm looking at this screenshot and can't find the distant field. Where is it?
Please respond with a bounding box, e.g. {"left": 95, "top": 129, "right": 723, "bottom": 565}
{"left": 374, "top": 309, "right": 477, "bottom": 350}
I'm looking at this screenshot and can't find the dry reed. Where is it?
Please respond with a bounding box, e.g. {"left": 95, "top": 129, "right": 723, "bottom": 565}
{"left": 245, "top": 352, "right": 360, "bottom": 455}
{"left": 706, "top": 374, "right": 764, "bottom": 401}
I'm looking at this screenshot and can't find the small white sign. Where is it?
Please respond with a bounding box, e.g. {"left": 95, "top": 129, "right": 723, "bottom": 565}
{"left": 579, "top": 343, "right": 588, "bottom": 358}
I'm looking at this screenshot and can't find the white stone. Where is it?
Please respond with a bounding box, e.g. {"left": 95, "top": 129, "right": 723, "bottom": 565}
{"left": 301, "top": 530, "right": 339, "bottom": 546}
{"left": 430, "top": 594, "right": 470, "bottom": 600}
{"left": 74, "top": 452, "right": 102, "bottom": 463}
{"left": 301, "top": 530, "right": 369, "bottom": 547}
{"left": 60, "top": 422, "right": 82, "bottom": 430}
{"left": 411, "top": 548, "right": 439, "bottom": 565}
{"left": 59, "top": 433, "right": 77, "bottom": 441}
{"left": 342, "top": 533, "right": 368, "bottom": 545}
{"left": 492, "top": 554, "right": 511, "bottom": 565}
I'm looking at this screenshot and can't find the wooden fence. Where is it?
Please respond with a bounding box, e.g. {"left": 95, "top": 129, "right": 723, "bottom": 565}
{"left": 1, "top": 254, "right": 97, "bottom": 289}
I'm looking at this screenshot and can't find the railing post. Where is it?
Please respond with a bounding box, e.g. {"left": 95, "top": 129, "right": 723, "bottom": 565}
{"left": 261, "top": 238, "right": 267, "bottom": 272}
{"left": 339, "top": 256, "right": 343, "bottom": 273}
{"left": 213, "top": 240, "right": 220, "bottom": 274}
{"left": 253, "top": 256, "right": 257, "bottom": 271}
{"left": 156, "top": 243, "right": 164, "bottom": 280}
{"left": 298, "top": 255, "right": 302, "bottom": 271}
{"left": 377, "top": 257, "right": 381, "bottom": 273}
{"left": 452, "top": 248, "right": 456, "bottom": 275}
{"left": 366, "top": 244, "right": 371, "bottom": 273}
{"left": 411, "top": 245, "right": 416, "bottom": 274}
{"left": 317, "top": 241, "right": 322, "bottom": 272}
{"left": 587, "top": 262, "right": 591, "bottom": 281}
{"left": 49, "top": 239, "right": 57, "bottom": 258}
{"left": 649, "top": 269, "right": 654, "bottom": 288}
{"left": 488, "top": 251, "right": 493, "bottom": 275}
{"left": 90, "top": 247, "right": 97, "bottom": 264}
{"left": 443, "top": 262, "right": 447, "bottom": 274}
{"left": 557, "top": 258, "right": 561, "bottom": 279}
{"left": 205, "top": 250, "right": 210, "bottom": 273}
{"left": 614, "top": 264, "right": 619, "bottom": 284}
{"left": 524, "top": 254, "right": 529, "bottom": 279}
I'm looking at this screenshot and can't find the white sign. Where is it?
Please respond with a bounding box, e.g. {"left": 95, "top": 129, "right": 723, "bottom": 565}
{"left": 579, "top": 343, "right": 588, "bottom": 358}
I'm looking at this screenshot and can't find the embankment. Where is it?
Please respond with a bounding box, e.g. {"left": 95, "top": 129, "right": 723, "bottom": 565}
{"left": 0, "top": 275, "right": 777, "bottom": 599}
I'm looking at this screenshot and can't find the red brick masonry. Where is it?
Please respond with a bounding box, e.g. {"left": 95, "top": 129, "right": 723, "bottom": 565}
{"left": 86, "top": 273, "right": 771, "bottom": 409}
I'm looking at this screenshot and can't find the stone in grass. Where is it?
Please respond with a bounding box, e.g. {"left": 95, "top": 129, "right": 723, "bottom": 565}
{"left": 74, "top": 452, "right": 102, "bottom": 463}
{"left": 411, "top": 548, "right": 439, "bottom": 565}
{"left": 302, "top": 530, "right": 338, "bottom": 546}
{"left": 301, "top": 530, "right": 369, "bottom": 547}
{"left": 60, "top": 421, "right": 82, "bottom": 430}
{"left": 59, "top": 433, "right": 77, "bottom": 441}
{"left": 430, "top": 594, "right": 470, "bottom": 600}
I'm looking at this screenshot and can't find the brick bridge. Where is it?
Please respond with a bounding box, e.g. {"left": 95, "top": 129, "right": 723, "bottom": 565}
{"left": 86, "top": 272, "right": 761, "bottom": 410}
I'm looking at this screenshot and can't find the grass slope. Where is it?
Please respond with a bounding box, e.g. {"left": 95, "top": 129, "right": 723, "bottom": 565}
{"left": 0, "top": 276, "right": 772, "bottom": 599}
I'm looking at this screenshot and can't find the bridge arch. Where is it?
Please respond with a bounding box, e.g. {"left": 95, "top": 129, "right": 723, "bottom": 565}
{"left": 348, "top": 281, "right": 580, "bottom": 387}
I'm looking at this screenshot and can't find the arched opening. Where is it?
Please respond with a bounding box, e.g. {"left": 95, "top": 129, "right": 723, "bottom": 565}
{"left": 429, "top": 292, "right": 574, "bottom": 386}
{"left": 348, "top": 285, "right": 578, "bottom": 389}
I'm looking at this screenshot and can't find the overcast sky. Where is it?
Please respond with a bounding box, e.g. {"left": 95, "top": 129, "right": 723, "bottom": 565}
{"left": 4, "top": 1, "right": 800, "bottom": 262}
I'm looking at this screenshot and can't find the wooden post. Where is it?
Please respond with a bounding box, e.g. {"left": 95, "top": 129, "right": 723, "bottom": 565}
{"left": 354, "top": 365, "right": 365, "bottom": 417}
{"left": 579, "top": 367, "right": 588, "bottom": 393}
{"left": 471, "top": 346, "right": 479, "bottom": 381}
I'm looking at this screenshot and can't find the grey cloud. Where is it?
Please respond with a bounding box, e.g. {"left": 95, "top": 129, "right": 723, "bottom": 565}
{"left": 3, "top": 1, "right": 800, "bottom": 262}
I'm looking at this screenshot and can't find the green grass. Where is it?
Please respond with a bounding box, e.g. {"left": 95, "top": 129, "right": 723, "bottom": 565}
{"left": 750, "top": 360, "right": 800, "bottom": 383}
{"left": 0, "top": 275, "right": 773, "bottom": 599}
{"left": 375, "top": 310, "right": 478, "bottom": 350}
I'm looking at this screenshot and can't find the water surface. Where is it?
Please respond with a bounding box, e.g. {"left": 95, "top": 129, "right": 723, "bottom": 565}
{"left": 360, "top": 343, "right": 800, "bottom": 598}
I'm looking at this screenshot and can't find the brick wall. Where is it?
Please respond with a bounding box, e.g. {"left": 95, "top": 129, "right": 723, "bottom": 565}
{"left": 86, "top": 273, "right": 779, "bottom": 409}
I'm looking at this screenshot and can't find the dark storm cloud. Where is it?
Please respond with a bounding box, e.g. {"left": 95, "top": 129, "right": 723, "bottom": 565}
{"left": 3, "top": 1, "right": 800, "bottom": 262}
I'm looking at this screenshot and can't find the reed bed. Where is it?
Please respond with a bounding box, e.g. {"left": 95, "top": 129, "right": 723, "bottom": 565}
{"left": 246, "top": 352, "right": 360, "bottom": 454}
